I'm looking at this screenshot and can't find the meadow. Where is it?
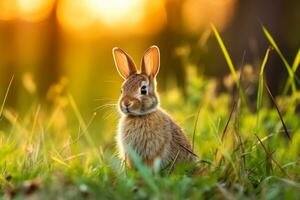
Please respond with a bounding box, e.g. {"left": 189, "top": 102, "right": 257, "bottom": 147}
{"left": 0, "top": 26, "right": 299, "bottom": 200}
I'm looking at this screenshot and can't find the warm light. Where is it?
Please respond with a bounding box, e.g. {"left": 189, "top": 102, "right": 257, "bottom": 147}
{"left": 0, "top": 0, "right": 55, "bottom": 22}
{"left": 0, "top": 0, "right": 167, "bottom": 36}
{"left": 56, "top": 0, "right": 95, "bottom": 32}
{"left": 57, "top": 0, "right": 166, "bottom": 37}
{"left": 182, "top": 0, "right": 236, "bottom": 33}
{"left": 88, "top": 0, "right": 144, "bottom": 26}
{"left": 0, "top": 1, "right": 18, "bottom": 20}
{"left": 17, "top": 0, "right": 55, "bottom": 22}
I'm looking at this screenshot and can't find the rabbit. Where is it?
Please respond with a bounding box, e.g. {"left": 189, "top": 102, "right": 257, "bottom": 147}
{"left": 112, "top": 45, "right": 196, "bottom": 170}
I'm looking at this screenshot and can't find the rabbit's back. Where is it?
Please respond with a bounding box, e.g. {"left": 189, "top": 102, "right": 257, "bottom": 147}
{"left": 117, "top": 109, "right": 195, "bottom": 168}
{"left": 169, "top": 122, "right": 196, "bottom": 163}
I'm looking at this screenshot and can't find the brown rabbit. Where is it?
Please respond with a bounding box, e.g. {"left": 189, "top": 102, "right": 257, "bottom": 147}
{"left": 112, "top": 45, "right": 196, "bottom": 169}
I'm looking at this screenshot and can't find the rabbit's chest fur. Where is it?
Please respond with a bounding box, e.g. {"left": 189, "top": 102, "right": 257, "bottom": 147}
{"left": 117, "top": 109, "right": 173, "bottom": 164}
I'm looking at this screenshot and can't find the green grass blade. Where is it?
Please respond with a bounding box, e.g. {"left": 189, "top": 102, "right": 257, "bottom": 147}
{"left": 283, "top": 48, "right": 300, "bottom": 94}
{"left": 259, "top": 48, "right": 271, "bottom": 76}
{"left": 264, "top": 82, "right": 291, "bottom": 141}
{"left": 51, "top": 156, "right": 70, "bottom": 168}
{"left": 68, "top": 93, "right": 101, "bottom": 161}
{"left": 264, "top": 176, "right": 300, "bottom": 189}
{"left": 262, "top": 26, "right": 296, "bottom": 93}
{"left": 292, "top": 48, "right": 300, "bottom": 71}
{"left": 262, "top": 26, "right": 292, "bottom": 74}
{"left": 0, "top": 75, "right": 14, "bottom": 119}
{"left": 256, "top": 48, "right": 271, "bottom": 131}
{"left": 126, "top": 146, "right": 160, "bottom": 194}
{"left": 211, "top": 24, "right": 246, "bottom": 103}
{"left": 256, "top": 79, "right": 264, "bottom": 129}
{"left": 192, "top": 105, "right": 201, "bottom": 151}
{"left": 211, "top": 24, "right": 239, "bottom": 84}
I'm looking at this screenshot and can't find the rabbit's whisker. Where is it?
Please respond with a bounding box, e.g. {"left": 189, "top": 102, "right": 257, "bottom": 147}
{"left": 94, "top": 104, "right": 117, "bottom": 112}
{"left": 103, "top": 110, "right": 118, "bottom": 120}
{"left": 103, "top": 107, "right": 117, "bottom": 116}
{"left": 94, "top": 98, "right": 118, "bottom": 102}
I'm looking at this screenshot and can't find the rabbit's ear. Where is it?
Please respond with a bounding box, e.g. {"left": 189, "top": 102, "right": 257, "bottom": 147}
{"left": 113, "top": 47, "right": 137, "bottom": 79}
{"left": 141, "top": 45, "right": 160, "bottom": 77}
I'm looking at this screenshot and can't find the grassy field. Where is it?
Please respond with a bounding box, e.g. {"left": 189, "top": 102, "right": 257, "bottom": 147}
{"left": 0, "top": 27, "right": 300, "bottom": 199}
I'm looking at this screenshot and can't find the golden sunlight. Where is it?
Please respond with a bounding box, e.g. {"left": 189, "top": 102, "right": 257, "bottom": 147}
{"left": 17, "top": 0, "right": 55, "bottom": 22}
{"left": 182, "top": 0, "right": 236, "bottom": 33}
{"left": 0, "top": 1, "right": 18, "bottom": 20}
{"left": 88, "top": 0, "right": 144, "bottom": 26}
{"left": 0, "top": 0, "right": 54, "bottom": 22}
{"left": 56, "top": 0, "right": 95, "bottom": 32}
{"left": 57, "top": 0, "right": 166, "bottom": 37}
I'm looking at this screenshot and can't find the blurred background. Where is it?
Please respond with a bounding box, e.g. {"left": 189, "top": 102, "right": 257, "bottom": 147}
{"left": 0, "top": 0, "right": 299, "bottom": 143}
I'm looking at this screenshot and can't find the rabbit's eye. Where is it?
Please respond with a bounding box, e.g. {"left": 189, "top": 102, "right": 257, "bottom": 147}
{"left": 140, "top": 85, "right": 147, "bottom": 95}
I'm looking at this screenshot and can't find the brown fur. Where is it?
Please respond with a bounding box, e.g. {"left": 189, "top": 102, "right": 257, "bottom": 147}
{"left": 117, "top": 109, "right": 195, "bottom": 168}
{"left": 113, "top": 46, "right": 196, "bottom": 169}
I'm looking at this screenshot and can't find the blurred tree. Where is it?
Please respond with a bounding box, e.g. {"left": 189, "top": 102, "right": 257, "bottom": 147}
{"left": 156, "top": 0, "right": 187, "bottom": 96}
{"left": 0, "top": 21, "right": 18, "bottom": 105}
{"left": 35, "top": 0, "right": 61, "bottom": 98}
{"left": 217, "top": 0, "right": 300, "bottom": 95}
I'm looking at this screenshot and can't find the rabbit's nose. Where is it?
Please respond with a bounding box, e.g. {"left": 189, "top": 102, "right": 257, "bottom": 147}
{"left": 123, "top": 100, "right": 133, "bottom": 108}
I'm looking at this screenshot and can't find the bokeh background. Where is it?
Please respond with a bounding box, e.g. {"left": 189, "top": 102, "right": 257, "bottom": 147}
{"left": 0, "top": 0, "right": 300, "bottom": 144}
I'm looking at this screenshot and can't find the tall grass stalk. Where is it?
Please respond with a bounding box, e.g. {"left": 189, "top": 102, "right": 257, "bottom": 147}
{"left": 68, "top": 94, "right": 102, "bottom": 161}
{"left": 211, "top": 24, "right": 246, "bottom": 104}
{"left": 0, "top": 75, "right": 14, "bottom": 119}
{"left": 262, "top": 26, "right": 297, "bottom": 94}
{"left": 256, "top": 48, "right": 271, "bottom": 132}
{"left": 283, "top": 49, "right": 300, "bottom": 94}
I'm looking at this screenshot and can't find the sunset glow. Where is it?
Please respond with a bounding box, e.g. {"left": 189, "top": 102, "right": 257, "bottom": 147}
{"left": 17, "top": 0, "right": 55, "bottom": 22}
{"left": 88, "top": 0, "right": 144, "bottom": 26}
{"left": 0, "top": 0, "right": 54, "bottom": 22}
{"left": 56, "top": 0, "right": 166, "bottom": 37}
{"left": 0, "top": 0, "right": 234, "bottom": 36}
{"left": 0, "top": 1, "right": 18, "bottom": 20}
{"left": 182, "top": 0, "right": 236, "bottom": 33}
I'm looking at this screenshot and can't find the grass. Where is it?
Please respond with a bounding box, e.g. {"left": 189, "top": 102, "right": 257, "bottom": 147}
{"left": 0, "top": 26, "right": 300, "bottom": 199}
{"left": 262, "top": 26, "right": 300, "bottom": 94}
{"left": 211, "top": 24, "right": 246, "bottom": 104}
{"left": 0, "top": 75, "right": 14, "bottom": 119}
{"left": 256, "top": 47, "right": 271, "bottom": 132}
